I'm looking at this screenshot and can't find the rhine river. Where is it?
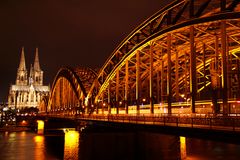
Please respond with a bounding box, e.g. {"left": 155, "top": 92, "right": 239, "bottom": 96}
{"left": 1, "top": 129, "right": 240, "bottom": 160}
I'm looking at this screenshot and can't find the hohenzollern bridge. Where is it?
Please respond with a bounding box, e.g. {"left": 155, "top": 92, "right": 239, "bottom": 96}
{"left": 38, "top": 0, "right": 240, "bottom": 130}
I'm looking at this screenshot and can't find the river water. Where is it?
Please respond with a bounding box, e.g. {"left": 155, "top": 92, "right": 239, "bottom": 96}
{"left": 1, "top": 129, "right": 240, "bottom": 160}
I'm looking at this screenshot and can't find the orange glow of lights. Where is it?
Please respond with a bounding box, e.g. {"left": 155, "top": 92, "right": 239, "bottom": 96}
{"left": 142, "top": 98, "right": 146, "bottom": 102}
{"left": 34, "top": 135, "right": 45, "bottom": 160}
{"left": 34, "top": 135, "right": 44, "bottom": 143}
{"left": 21, "top": 120, "right": 27, "bottom": 125}
{"left": 37, "top": 120, "right": 44, "bottom": 135}
{"left": 180, "top": 136, "right": 187, "bottom": 160}
{"left": 64, "top": 131, "right": 79, "bottom": 159}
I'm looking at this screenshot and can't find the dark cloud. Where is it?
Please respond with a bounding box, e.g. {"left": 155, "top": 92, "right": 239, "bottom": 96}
{"left": 0, "top": 0, "right": 172, "bottom": 101}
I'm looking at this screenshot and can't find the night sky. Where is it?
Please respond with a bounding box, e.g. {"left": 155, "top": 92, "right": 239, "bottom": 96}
{"left": 0, "top": 0, "right": 172, "bottom": 101}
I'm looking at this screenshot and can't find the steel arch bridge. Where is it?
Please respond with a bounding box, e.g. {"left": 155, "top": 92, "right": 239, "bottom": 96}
{"left": 42, "top": 0, "right": 240, "bottom": 116}
{"left": 40, "top": 67, "right": 97, "bottom": 115}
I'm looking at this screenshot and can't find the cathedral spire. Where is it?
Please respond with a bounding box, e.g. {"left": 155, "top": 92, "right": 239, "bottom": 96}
{"left": 18, "top": 47, "right": 26, "bottom": 71}
{"left": 16, "top": 47, "right": 28, "bottom": 85}
{"left": 33, "top": 47, "right": 41, "bottom": 71}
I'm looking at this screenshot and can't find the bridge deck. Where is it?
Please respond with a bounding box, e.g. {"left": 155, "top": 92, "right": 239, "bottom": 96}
{"left": 43, "top": 114, "right": 240, "bottom": 133}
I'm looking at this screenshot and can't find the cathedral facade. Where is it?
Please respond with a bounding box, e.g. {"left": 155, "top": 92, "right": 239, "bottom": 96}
{"left": 8, "top": 47, "right": 50, "bottom": 110}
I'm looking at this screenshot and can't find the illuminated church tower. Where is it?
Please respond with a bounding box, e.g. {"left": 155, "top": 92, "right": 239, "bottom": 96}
{"left": 8, "top": 47, "right": 50, "bottom": 110}
{"left": 29, "top": 48, "right": 43, "bottom": 86}
{"left": 16, "top": 47, "right": 28, "bottom": 85}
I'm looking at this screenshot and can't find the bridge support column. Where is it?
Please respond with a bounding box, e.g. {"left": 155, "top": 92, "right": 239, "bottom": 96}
{"left": 136, "top": 51, "right": 140, "bottom": 115}
{"left": 211, "top": 36, "right": 220, "bottom": 114}
{"left": 228, "top": 41, "right": 232, "bottom": 99}
{"left": 175, "top": 48, "right": 179, "bottom": 101}
{"left": 101, "top": 95, "right": 104, "bottom": 114}
{"left": 37, "top": 120, "right": 45, "bottom": 135}
{"left": 108, "top": 81, "right": 111, "bottom": 114}
{"left": 190, "top": 26, "right": 196, "bottom": 113}
{"left": 125, "top": 60, "right": 129, "bottom": 114}
{"left": 161, "top": 51, "right": 165, "bottom": 107}
{"left": 157, "top": 70, "right": 160, "bottom": 104}
{"left": 116, "top": 69, "right": 119, "bottom": 114}
{"left": 221, "top": 20, "right": 228, "bottom": 115}
{"left": 167, "top": 33, "right": 172, "bottom": 114}
{"left": 203, "top": 43, "right": 206, "bottom": 89}
{"left": 184, "top": 53, "right": 188, "bottom": 102}
{"left": 96, "top": 102, "right": 99, "bottom": 114}
{"left": 149, "top": 43, "right": 154, "bottom": 114}
{"left": 237, "top": 60, "right": 240, "bottom": 99}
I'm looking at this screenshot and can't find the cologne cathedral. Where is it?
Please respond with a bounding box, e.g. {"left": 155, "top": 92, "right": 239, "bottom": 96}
{"left": 8, "top": 47, "right": 50, "bottom": 110}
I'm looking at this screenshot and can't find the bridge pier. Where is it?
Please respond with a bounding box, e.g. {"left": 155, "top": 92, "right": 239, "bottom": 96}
{"left": 37, "top": 120, "right": 44, "bottom": 135}
{"left": 36, "top": 117, "right": 80, "bottom": 135}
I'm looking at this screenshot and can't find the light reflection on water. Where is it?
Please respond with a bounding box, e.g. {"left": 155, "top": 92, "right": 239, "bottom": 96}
{"left": 34, "top": 135, "right": 45, "bottom": 160}
{"left": 0, "top": 131, "right": 64, "bottom": 160}
{"left": 64, "top": 130, "right": 79, "bottom": 159}
{"left": 1, "top": 130, "right": 240, "bottom": 160}
{"left": 180, "top": 136, "right": 187, "bottom": 159}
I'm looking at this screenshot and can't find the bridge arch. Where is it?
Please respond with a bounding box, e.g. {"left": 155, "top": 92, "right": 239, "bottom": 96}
{"left": 39, "top": 96, "right": 48, "bottom": 113}
{"left": 87, "top": 0, "right": 240, "bottom": 115}
{"left": 46, "top": 67, "right": 97, "bottom": 115}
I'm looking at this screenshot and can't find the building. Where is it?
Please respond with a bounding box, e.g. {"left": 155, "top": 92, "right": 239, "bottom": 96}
{"left": 8, "top": 47, "right": 50, "bottom": 110}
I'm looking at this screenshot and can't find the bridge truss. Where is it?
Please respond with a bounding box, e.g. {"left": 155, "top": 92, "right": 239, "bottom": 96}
{"left": 42, "top": 67, "right": 97, "bottom": 115}
{"left": 42, "top": 0, "right": 240, "bottom": 116}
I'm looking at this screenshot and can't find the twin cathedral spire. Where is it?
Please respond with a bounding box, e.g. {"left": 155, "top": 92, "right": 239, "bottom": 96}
{"left": 8, "top": 47, "right": 49, "bottom": 109}
{"left": 16, "top": 47, "right": 43, "bottom": 86}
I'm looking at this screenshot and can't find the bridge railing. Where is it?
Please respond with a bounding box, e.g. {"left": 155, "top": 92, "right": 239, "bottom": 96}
{"left": 76, "top": 114, "right": 240, "bottom": 132}
{"left": 39, "top": 113, "right": 240, "bottom": 132}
